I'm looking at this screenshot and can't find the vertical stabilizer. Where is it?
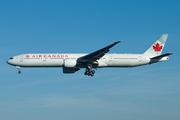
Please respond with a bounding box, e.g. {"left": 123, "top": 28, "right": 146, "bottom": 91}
{"left": 143, "top": 34, "right": 168, "bottom": 56}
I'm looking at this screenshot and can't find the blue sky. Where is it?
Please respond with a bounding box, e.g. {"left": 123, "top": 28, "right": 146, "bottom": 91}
{"left": 0, "top": 0, "right": 180, "bottom": 120}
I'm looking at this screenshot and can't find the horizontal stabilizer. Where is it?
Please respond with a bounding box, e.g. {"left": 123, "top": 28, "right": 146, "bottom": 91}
{"left": 151, "top": 53, "right": 173, "bottom": 59}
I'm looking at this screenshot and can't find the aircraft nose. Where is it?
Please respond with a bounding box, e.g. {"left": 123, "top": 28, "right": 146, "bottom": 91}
{"left": 6, "top": 59, "right": 13, "bottom": 65}
{"left": 7, "top": 57, "right": 14, "bottom": 65}
{"left": 6, "top": 59, "right": 10, "bottom": 64}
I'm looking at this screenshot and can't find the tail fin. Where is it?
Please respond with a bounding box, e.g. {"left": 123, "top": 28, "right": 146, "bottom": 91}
{"left": 143, "top": 34, "right": 168, "bottom": 56}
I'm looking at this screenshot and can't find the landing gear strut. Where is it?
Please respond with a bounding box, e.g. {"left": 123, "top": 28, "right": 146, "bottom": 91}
{"left": 84, "top": 63, "right": 96, "bottom": 77}
{"left": 16, "top": 66, "right": 21, "bottom": 74}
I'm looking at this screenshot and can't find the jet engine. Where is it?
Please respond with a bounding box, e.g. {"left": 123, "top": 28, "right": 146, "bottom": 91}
{"left": 63, "top": 59, "right": 78, "bottom": 73}
{"left": 63, "top": 67, "right": 79, "bottom": 73}
{"left": 64, "top": 59, "right": 77, "bottom": 68}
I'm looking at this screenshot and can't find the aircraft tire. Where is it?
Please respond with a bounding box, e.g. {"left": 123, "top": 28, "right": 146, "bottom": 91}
{"left": 84, "top": 71, "right": 88, "bottom": 75}
{"left": 91, "top": 74, "right": 94, "bottom": 77}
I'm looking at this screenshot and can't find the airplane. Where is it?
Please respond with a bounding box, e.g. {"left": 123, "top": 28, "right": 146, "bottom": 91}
{"left": 7, "top": 34, "right": 172, "bottom": 77}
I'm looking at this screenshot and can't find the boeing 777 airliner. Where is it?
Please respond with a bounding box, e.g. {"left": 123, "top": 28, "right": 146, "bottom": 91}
{"left": 7, "top": 34, "right": 172, "bottom": 77}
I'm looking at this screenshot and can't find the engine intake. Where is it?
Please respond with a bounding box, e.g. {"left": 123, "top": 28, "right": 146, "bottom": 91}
{"left": 64, "top": 59, "right": 77, "bottom": 68}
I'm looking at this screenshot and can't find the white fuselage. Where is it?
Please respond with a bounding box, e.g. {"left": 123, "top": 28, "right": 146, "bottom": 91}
{"left": 7, "top": 53, "right": 168, "bottom": 68}
{"left": 6, "top": 34, "right": 171, "bottom": 76}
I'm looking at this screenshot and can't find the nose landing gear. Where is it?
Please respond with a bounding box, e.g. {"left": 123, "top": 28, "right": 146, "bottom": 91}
{"left": 16, "top": 66, "right": 21, "bottom": 74}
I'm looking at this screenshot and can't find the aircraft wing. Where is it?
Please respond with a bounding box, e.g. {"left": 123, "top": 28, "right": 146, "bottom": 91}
{"left": 78, "top": 41, "right": 121, "bottom": 62}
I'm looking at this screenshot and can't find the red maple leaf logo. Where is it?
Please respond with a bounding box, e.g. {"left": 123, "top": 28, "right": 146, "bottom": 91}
{"left": 26, "top": 55, "right": 30, "bottom": 58}
{"left": 153, "top": 43, "right": 163, "bottom": 52}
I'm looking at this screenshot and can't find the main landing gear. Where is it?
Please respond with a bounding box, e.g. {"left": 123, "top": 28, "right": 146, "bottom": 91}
{"left": 84, "top": 63, "right": 96, "bottom": 77}
{"left": 84, "top": 69, "right": 95, "bottom": 77}
{"left": 16, "top": 66, "right": 21, "bottom": 74}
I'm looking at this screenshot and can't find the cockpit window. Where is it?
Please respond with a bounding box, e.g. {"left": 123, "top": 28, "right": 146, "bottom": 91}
{"left": 10, "top": 57, "right": 13, "bottom": 59}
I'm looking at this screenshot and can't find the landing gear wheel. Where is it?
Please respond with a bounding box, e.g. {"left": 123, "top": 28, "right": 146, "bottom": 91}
{"left": 91, "top": 73, "right": 94, "bottom": 77}
{"left": 16, "top": 66, "right": 21, "bottom": 74}
{"left": 92, "top": 70, "right": 95, "bottom": 74}
{"left": 84, "top": 71, "right": 88, "bottom": 75}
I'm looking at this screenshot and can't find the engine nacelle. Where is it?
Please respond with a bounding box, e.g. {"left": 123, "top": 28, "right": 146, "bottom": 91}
{"left": 63, "top": 67, "right": 76, "bottom": 73}
{"left": 64, "top": 59, "right": 77, "bottom": 68}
